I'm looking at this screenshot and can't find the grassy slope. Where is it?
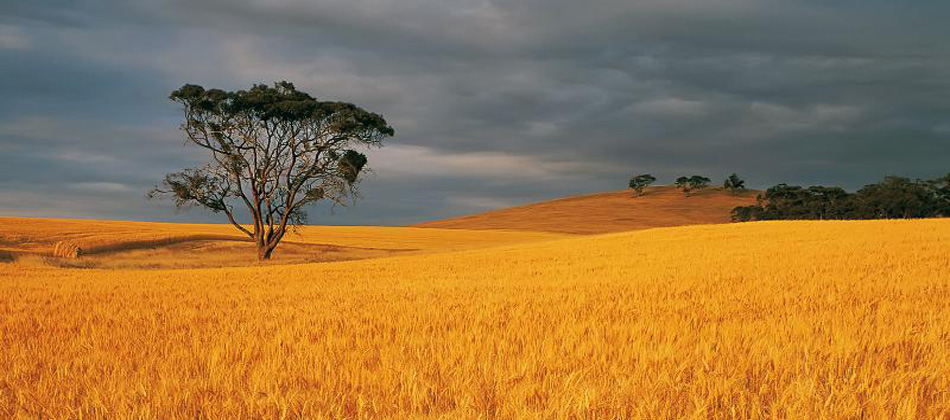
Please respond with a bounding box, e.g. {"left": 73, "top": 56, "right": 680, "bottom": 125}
{"left": 416, "top": 186, "right": 758, "bottom": 234}
{"left": 2, "top": 219, "right": 950, "bottom": 418}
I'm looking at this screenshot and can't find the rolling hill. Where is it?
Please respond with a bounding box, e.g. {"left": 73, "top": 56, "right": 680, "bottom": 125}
{"left": 417, "top": 185, "right": 758, "bottom": 234}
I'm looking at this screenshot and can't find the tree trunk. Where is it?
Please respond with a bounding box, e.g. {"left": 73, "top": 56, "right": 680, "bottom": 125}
{"left": 257, "top": 243, "right": 276, "bottom": 260}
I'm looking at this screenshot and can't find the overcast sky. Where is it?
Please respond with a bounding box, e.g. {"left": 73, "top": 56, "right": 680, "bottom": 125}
{"left": 1, "top": 0, "right": 948, "bottom": 225}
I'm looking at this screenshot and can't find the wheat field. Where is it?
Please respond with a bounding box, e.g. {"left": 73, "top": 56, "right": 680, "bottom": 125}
{"left": 0, "top": 217, "right": 565, "bottom": 269}
{"left": 2, "top": 219, "right": 950, "bottom": 418}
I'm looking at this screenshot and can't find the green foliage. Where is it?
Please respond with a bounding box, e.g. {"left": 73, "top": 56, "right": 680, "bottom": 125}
{"left": 676, "top": 175, "right": 711, "bottom": 196}
{"left": 689, "top": 176, "right": 711, "bottom": 191}
{"left": 147, "top": 167, "right": 229, "bottom": 213}
{"left": 732, "top": 174, "right": 950, "bottom": 222}
{"left": 723, "top": 173, "right": 746, "bottom": 195}
{"left": 339, "top": 150, "right": 369, "bottom": 183}
{"left": 628, "top": 174, "right": 656, "bottom": 196}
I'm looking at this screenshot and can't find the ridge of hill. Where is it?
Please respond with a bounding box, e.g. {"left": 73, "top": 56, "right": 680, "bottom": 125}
{"left": 417, "top": 185, "right": 758, "bottom": 234}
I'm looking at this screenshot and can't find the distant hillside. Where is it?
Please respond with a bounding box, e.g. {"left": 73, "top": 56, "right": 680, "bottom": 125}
{"left": 417, "top": 186, "right": 758, "bottom": 234}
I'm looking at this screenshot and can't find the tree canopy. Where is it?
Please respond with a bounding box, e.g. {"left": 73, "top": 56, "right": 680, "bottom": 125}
{"left": 676, "top": 175, "right": 711, "bottom": 196}
{"left": 628, "top": 174, "right": 656, "bottom": 196}
{"left": 723, "top": 173, "right": 746, "bottom": 195}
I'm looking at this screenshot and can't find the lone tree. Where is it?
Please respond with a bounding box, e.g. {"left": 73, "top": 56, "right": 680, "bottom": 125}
{"left": 723, "top": 173, "right": 746, "bottom": 195}
{"left": 689, "top": 176, "right": 711, "bottom": 194}
{"left": 675, "top": 176, "right": 691, "bottom": 195}
{"left": 676, "top": 175, "right": 711, "bottom": 196}
{"left": 149, "top": 82, "right": 394, "bottom": 260}
{"left": 628, "top": 174, "right": 656, "bottom": 196}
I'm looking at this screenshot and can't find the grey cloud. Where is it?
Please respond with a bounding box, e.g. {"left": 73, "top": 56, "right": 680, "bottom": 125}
{"left": 1, "top": 0, "right": 949, "bottom": 225}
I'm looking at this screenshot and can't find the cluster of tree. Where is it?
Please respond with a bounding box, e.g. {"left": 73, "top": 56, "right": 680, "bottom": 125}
{"left": 675, "top": 176, "right": 711, "bottom": 196}
{"left": 629, "top": 173, "right": 746, "bottom": 197}
{"left": 732, "top": 175, "right": 950, "bottom": 222}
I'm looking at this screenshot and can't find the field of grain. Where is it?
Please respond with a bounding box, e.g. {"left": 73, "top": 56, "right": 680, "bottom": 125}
{"left": 417, "top": 186, "right": 758, "bottom": 234}
{"left": 3, "top": 219, "right": 950, "bottom": 419}
{"left": 0, "top": 217, "right": 565, "bottom": 269}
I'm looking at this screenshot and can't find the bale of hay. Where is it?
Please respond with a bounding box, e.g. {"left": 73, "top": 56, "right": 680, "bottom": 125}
{"left": 52, "top": 241, "right": 82, "bottom": 259}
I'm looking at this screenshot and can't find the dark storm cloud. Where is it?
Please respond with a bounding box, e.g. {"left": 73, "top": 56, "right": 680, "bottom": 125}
{"left": 1, "top": 0, "right": 949, "bottom": 225}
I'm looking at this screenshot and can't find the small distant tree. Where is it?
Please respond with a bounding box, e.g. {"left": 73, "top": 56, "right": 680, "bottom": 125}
{"left": 677, "top": 175, "right": 710, "bottom": 196}
{"left": 149, "top": 82, "right": 395, "bottom": 260}
{"left": 675, "top": 176, "right": 691, "bottom": 196}
{"left": 689, "top": 176, "right": 711, "bottom": 194}
{"left": 723, "top": 173, "right": 746, "bottom": 195}
{"left": 628, "top": 174, "right": 656, "bottom": 196}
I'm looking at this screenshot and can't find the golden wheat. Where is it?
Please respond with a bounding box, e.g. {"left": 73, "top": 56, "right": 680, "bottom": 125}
{"left": 50, "top": 241, "right": 81, "bottom": 259}
{"left": 0, "top": 217, "right": 564, "bottom": 252}
{"left": 2, "top": 219, "right": 950, "bottom": 418}
{"left": 0, "top": 217, "right": 564, "bottom": 269}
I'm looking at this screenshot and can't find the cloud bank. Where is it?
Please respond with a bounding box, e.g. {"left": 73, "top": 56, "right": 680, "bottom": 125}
{"left": 1, "top": 0, "right": 948, "bottom": 225}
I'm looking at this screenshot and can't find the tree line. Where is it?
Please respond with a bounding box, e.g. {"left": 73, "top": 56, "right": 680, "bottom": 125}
{"left": 731, "top": 175, "right": 950, "bottom": 222}
{"left": 629, "top": 173, "right": 746, "bottom": 196}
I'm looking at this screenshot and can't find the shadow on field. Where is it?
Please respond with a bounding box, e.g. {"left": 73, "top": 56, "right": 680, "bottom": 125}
{"left": 78, "top": 234, "right": 247, "bottom": 255}
{"left": 34, "top": 237, "right": 417, "bottom": 270}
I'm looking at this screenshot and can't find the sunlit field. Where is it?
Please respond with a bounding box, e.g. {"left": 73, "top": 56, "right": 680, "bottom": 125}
{"left": 0, "top": 217, "right": 565, "bottom": 269}
{"left": 3, "top": 219, "right": 950, "bottom": 418}
{"left": 418, "top": 186, "right": 757, "bottom": 234}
